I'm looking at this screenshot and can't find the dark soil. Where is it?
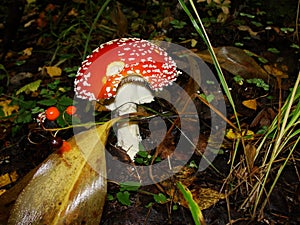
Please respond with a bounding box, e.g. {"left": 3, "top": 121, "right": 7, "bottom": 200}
{"left": 0, "top": 0, "right": 299, "bottom": 224}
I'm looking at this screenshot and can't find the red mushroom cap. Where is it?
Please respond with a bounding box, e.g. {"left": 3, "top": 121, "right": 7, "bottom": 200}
{"left": 74, "top": 38, "right": 180, "bottom": 101}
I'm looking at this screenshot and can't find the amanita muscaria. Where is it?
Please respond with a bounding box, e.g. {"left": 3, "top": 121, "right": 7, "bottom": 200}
{"left": 74, "top": 38, "right": 181, "bottom": 160}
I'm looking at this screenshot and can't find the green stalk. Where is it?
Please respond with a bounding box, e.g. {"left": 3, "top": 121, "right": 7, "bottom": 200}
{"left": 177, "top": 182, "right": 206, "bottom": 225}
{"left": 178, "top": 0, "right": 241, "bottom": 130}
{"left": 252, "top": 72, "right": 300, "bottom": 217}
{"left": 83, "top": 0, "right": 112, "bottom": 60}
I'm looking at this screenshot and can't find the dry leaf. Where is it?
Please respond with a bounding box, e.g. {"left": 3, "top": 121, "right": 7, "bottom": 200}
{"left": 196, "top": 46, "right": 272, "bottom": 83}
{"left": 45, "top": 66, "right": 62, "bottom": 77}
{"left": 161, "top": 166, "right": 225, "bottom": 210}
{"left": 242, "top": 99, "right": 257, "bottom": 110}
{"left": 167, "top": 184, "right": 225, "bottom": 210}
{"left": 263, "top": 64, "right": 288, "bottom": 78}
{"left": 0, "top": 171, "right": 18, "bottom": 189}
{"left": 0, "top": 100, "right": 19, "bottom": 117}
{"left": 245, "top": 144, "right": 256, "bottom": 169}
{"left": 7, "top": 119, "right": 119, "bottom": 225}
{"left": 226, "top": 128, "right": 255, "bottom": 140}
{"left": 23, "top": 47, "right": 33, "bottom": 56}
{"left": 238, "top": 25, "right": 259, "bottom": 37}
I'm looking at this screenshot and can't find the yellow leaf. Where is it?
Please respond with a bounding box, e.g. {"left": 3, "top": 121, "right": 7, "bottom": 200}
{"left": 242, "top": 99, "right": 257, "bottom": 110}
{"left": 8, "top": 119, "right": 119, "bottom": 225}
{"left": 23, "top": 48, "right": 33, "bottom": 56}
{"left": 0, "top": 100, "right": 19, "bottom": 117}
{"left": 0, "top": 171, "right": 18, "bottom": 188}
{"left": 45, "top": 66, "right": 62, "bottom": 77}
{"left": 226, "top": 128, "right": 255, "bottom": 140}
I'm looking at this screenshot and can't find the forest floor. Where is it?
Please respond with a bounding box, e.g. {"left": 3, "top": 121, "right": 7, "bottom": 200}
{"left": 0, "top": 0, "right": 299, "bottom": 224}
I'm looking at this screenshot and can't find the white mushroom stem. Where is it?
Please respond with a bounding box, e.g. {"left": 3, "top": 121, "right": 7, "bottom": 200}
{"left": 107, "top": 78, "right": 154, "bottom": 160}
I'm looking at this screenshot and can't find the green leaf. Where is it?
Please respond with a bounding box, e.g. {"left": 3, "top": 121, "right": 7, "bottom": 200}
{"left": 0, "top": 107, "right": 5, "bottom": 117}
{"left": 136, "top": 150, "right": 148, "bottom": 158}
{"left": 120, "top": 181, "right": 141, "bottom": 192}
{"left": 47, "top": 80, "right": 60, "bottom": 90}
{"left": 16, "top": 80, "right": 42, "bottom": 95}
{"left": 177, "top": 182, "right": 205, "bottom": 225}
{"left": 17, "top": 100, "right": 35, "bottom": 109}
{"left": 58, "top": 95, "right": 74, "bottom": 106}
{"left": 116, "top": 191, "right": 131, "bottom": 206}
{"left": 107, "top": 194, "right": 114, "bottom": 201}
{"left": 38, "top": 99, "right": 57, "bottom": 106}
{"left": 290, "top": 43, "right": 300, "bottom": 49}
{"left": 267, "top": 47, "right": 280, "bottom": 54}
{"left": 153, "top": 193, "right": 168, "bottom": 204}
{"left": 240, "top": 12, "right": 255, "bottom": 18}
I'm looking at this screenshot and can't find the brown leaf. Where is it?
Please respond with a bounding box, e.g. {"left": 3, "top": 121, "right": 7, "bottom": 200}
{"left": 111, "top": 2, "right": 128, "bottom": 36}
{"left": 196, "top": 46, "right": 273, "bottom": 83}
{"left": 238, "top": 25, "right": 259, "bottom": 37}
{"left": 245, "top": 143, "right": 256, "bottom": 170}
{"left": 161, "top": 166, "right": 225, "bottom": 210}
{"left": 7, "top": 119, "right": 118, "bottom": 225}
{"left": 250, "top": 107, "right": 277, "bottom": 127}
{"left": 263, "top": 64, "right": 288, "bottom": 78}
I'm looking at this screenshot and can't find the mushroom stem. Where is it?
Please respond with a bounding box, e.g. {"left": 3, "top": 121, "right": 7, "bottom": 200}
{"left": 107, "top": 78, "right": 154, "bottom": 160}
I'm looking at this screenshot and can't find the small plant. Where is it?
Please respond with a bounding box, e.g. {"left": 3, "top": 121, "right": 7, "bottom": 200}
{"left": 134, "top": 150, "right": 161, "bottom": 165}
{"left": 110, "top": 181, "right": 141, "bottom": 206}
{"left": 233, "top": 75, "right": 269, "bottom": 91}
{"left": 170, "top": 19, "right": 187, "bottom": 29}
{"left": 246, "top": 78, "right": 269, "bottom": 91}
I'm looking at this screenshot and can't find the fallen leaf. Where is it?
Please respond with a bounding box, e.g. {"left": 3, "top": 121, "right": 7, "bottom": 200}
{"left": 226, "top": 128, "right": 255, "bottom": 140}
{"left": 196, "top": 47, "right": 273, "bottom": 83}
{"left": 0, "top": 171, "right": 18, "bottom": 188}
{"left": 0, "top": 100, "right": 19, "bottom": 117}
{"left": 23, "top": 48, "right": 33, "bottom": 56}
{"left": 45, "top": 66, "right": 62, "bottom": 77}
{"left": 250, "top": 107, "right": 277, "bottom": 127}
{"left": 263, "top": 64, "right": 288, "bottom": 78}
{"left": 175, "top": 185, "right": 226, "bottom": 210}
{"left": 242, "top": 99, "right": 257, "bottom": 110}
{"left": 161, "top": 166, "right": 225, "bottom": 210}
{"left": 238, "top": 25, "right": 259, "bottom": 37}
{"left": 16, "top": 79, "right": 41, "bottom": 95}
{"left": 245, "top": 144, "right": 256, "bottom": 170}
{"left": 7, "top": 119, "right": 119, "bottom": 225}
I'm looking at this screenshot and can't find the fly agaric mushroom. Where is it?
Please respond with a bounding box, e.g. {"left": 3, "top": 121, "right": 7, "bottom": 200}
{"left": 74, "top": 38, "right": 180, "bottom": 159}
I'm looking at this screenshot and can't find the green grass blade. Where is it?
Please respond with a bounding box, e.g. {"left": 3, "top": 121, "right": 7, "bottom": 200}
{"left": 83, "top": 0, "right": 112, "bottom": 59}
{"left": 178, "top": 0, "right": 241, "bottom": 130}
{"left": 177, "top": 181, "right": 206, "bottom": 225}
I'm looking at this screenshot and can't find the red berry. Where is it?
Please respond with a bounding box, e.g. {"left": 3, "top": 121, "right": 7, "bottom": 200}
{"left": 65, "top": 105, "right": 77, "bottom": 115}
{"left": 50, "top": 137, "right": 63, "bottom": 148}
{"left": 59, "top": 141, "right": 71, "bottom": 153}
{"left": 45, "top": 106, "right": 60, "bottom": 121}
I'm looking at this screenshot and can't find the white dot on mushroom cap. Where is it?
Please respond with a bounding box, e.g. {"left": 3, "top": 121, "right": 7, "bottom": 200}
{"left": 83, "top": 81, "right": 91, "bottom": 87}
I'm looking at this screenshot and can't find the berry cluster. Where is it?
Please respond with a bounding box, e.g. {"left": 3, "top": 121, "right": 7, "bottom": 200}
{"left": 35, "top": 105, "right": 76, "bottom": 153}
{"left": 45, "top": 105, "right": 77, "bottom": 121}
